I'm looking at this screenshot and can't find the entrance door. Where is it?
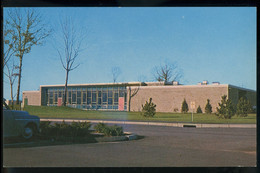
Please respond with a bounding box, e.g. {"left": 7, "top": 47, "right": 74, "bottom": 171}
{"left": 118, "top": 97, "right": 124, "bottom": 111}
{"left": 24, "top": 98, "right": 28, "bottom": 106}
{"left": 58, "top": 97, "right": 62, "bottom": 106}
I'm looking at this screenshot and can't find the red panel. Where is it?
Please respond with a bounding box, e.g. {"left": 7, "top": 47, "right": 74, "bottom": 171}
{"left": 118, "top": 97, "right": 124, "bottom": 111}
{"left": 58, "top": 97, "right": 62, "bottom": 106}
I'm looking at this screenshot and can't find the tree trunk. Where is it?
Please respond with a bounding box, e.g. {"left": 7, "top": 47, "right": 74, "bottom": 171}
{"left": 63, "top": 69, "right": 69, "bottom": 106}
{"left": 16, "top": 57, "right": 23, "bottom": 105}
{"left": 128, "top": 87, "right": 131, "bottom": 112}
{"left": 10, "top": 82, "right": 14, "bottom": 109}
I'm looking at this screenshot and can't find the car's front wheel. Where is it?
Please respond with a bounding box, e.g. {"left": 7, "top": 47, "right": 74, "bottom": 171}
{"left": 22, "top": 126, "right": 34, "bottom": 140}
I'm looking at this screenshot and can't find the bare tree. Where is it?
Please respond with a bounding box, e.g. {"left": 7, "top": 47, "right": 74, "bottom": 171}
{"left": 127, "top": 82, "right": 143, "bottom": 112}
{"left": 153, "top": 62, "right": 182, "bottom": 83}
{"left": 57, "top": 17, "right": 86, "bottom": 106}
{"left": 4, "top": 8, "right": 51, "bottom": 105}
{"left": 4, "top": 60, "right": 18, "bottom": 109}
{"left": 111, "top": 66, "right": 121, "bottom": 83}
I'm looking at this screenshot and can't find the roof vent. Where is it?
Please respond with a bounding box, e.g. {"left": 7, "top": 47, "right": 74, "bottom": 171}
{"left": 202, "top": 80, "right": 208, "bottom": 85}
{"left": 173, "top": 81, "right": 179, "bottom": 85}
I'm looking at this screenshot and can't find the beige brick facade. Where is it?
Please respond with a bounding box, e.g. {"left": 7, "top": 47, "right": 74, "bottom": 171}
{"left": 22, "top": 91, "right": 41, "bottom": 106}
{"left": 22, "top": 82, "right": 256, "bottom": 113}
{"left": 128, "top": 85, "right": 229, "bottom": 113}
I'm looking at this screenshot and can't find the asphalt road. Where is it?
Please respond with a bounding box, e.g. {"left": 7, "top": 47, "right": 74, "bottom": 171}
{"left": 3, "top": 124, "right": 256, "bottom": 167}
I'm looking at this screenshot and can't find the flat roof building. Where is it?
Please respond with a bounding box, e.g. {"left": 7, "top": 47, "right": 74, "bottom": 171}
{"left": 22, "top": 81, "right": 256, "bottom": 113}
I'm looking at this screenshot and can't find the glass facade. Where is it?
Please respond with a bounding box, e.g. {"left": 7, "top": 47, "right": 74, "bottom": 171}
{"left": 43, "top": 86, "right": 127, "bottom": 111}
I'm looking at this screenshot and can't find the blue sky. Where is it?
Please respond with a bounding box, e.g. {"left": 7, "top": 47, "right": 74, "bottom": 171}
{"left": 3, "top": 7, "right": 256, "bottom": 100}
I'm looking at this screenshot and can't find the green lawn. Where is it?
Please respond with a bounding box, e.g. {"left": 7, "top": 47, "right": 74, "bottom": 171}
{"left": 23, "top": 106, "right": 256, "bottom": 124}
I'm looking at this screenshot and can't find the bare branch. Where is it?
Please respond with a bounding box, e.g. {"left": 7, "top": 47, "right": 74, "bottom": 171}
{"left": 112, "top": 67, "right": 122, "bottom": 83}
{"left": 153, "top": 61, "right": 182, "bottom": 83}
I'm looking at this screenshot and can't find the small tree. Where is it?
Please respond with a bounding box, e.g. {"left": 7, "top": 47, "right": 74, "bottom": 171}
{"left": 141, "top": 98, "right": 156, "bottom": 117}
{"left": 196, "top": 105, "right": 202, "bottom": 113}
{"left": 216, "top": 95, "right": 235, "bottom": 119}
{"left": 236, "top": 97, "right": 252, "bottom": 117}
{"left": 205, "top": 99, "right": 212, "bottom": 114}
{"left": 181, "top": 99, "right": 189, "bottom": 113}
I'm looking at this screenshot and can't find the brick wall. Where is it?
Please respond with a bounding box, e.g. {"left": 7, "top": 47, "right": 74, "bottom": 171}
{"left": 128, "top": 85, "right": 229, "bottom": 113}
{"left": 22, "top": 91, "right": 41, "bottom": 106}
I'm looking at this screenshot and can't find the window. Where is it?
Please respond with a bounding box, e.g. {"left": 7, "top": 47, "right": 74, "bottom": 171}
{"left": 119, "top": 90, "right": 125, "bottom": 97}
{"left": 108, "top": 90, "right": 113, "bottom": 97}
{"left": 49, "top": 98, "right": 53, "bottom": 104}
{"left": 114, "top": 92, "right": 118, "bottom": 104}
{"left": 87, "top": 90, "right": 91, "bottom": 104}
{"left": 92, "top": 91, "right": 96, "bottom": 103}
{"left": 77, "top": 91, "right": 81, "bottom": 104}
{"left": 58, "top": 91, "right": 62, "bottom": 97}
{"left": 102, "top": 92, "right": 107, "bottom": 103}
{"left": 54, "top": 92, "right": 58, "bottom": 103}
{"left": 72, "top": 91, "right": 76, "bottom": 103}
{"left": 68, "top": 91, "right": 72, "bottom": 104}
{"left": 87, "top": 91, "right": 91, "bottom": 97}
{"left": 98, "top": 90, "right": 102, "bottom": 97}
{"left": 48, "top": 91, "right": 53, "bottom": 105}
{"left": 83, "top": 92, "right": 86, "bottom": 103}
{"left": 87, "top": 98, "right": 91, "bottom": 104}
{"left": 108, "top": 98, "right": 113, "bottom": 105}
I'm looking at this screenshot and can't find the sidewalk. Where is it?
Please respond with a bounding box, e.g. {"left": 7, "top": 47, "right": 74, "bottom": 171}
{"left": 40, "top": 118, "right": 256, "bottom": 128}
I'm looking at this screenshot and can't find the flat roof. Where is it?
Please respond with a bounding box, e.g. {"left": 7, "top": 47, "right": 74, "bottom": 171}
{"left": 228, "top": 84, "right": 256, "bottom": 92}
{"left": 23, "top": 91, "right": 40, "bottom": 93}
{"left": 40, "top": 82, "right": 144, "bottom": 88}
{"left": 129, "top": 84, "right": 229, "bottom": 89}
{"left": 39, "top": 82, "right": 256, "bottom": 92}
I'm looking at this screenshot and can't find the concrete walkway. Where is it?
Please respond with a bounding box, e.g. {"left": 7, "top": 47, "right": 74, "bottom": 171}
{"left": 40, "top": 118, "right": 256, "bottom": 128}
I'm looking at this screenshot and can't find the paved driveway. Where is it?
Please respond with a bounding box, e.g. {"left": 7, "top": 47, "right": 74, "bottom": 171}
{"left": 3, "top": 124, "right": 256, "bottom": 167}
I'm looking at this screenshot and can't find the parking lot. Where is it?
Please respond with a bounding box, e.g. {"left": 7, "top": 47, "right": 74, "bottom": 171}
{"left": 3, "top": 124, "right": 256, "bottom": 167}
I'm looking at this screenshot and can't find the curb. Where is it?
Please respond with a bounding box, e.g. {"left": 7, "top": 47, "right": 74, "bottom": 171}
{"left": 95, "top": 136, "right": 128, "bottom": 142}
{"left": 40, "top": 118, "right": 256, "bottom": 128}
{"left": 94, "top": 131, "right": 137, "bottom": 142}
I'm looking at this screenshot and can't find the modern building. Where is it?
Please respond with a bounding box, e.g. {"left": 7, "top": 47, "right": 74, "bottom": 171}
{"left": 22, "top": 81, "right": 256, "bottom": 113}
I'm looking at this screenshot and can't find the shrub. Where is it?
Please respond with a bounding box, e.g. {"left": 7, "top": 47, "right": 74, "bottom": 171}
{"left": 173, "top": 108, "right": 178, "bottom": 112}
{"left": 141, "top": 98, "right": 156, "bottom": 117}
{"left": 39, "top": 121, "right": 53, "bottom": 135}
{"left": 215, "top": 95, "right": 235, "bottom": 119}
{"left": 94, "top": 123, "right": 124, "bottom": 136}
{"left": 181, "top": 99, "right": 189, "bottom": 113}
{"left": 112, "top": 125, "right": 124, "bottom": 136}
{"left": 196, "top": 105, "right": 202, "bottom": 113}
{"left": 40, "top": 120, "right": 91, "bottom": 137}
{"left": 205, "top": 99, "right": 212, "bottom": 114}
{"left": 71, "top": 121, "right": 92, "bottom": 136}
{"left": 236, "top": 97, "right": 252, "bottom": 117}
{"left": 94, "top": 123, "right": 106, "bottom": 133}
{"left": 40, "top": 121, "right": 51, "bottom": 129}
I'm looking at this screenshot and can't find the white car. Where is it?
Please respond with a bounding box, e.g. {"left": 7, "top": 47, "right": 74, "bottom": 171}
{"left": 3, "top": 100, "right": 40, "bottom": 140}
